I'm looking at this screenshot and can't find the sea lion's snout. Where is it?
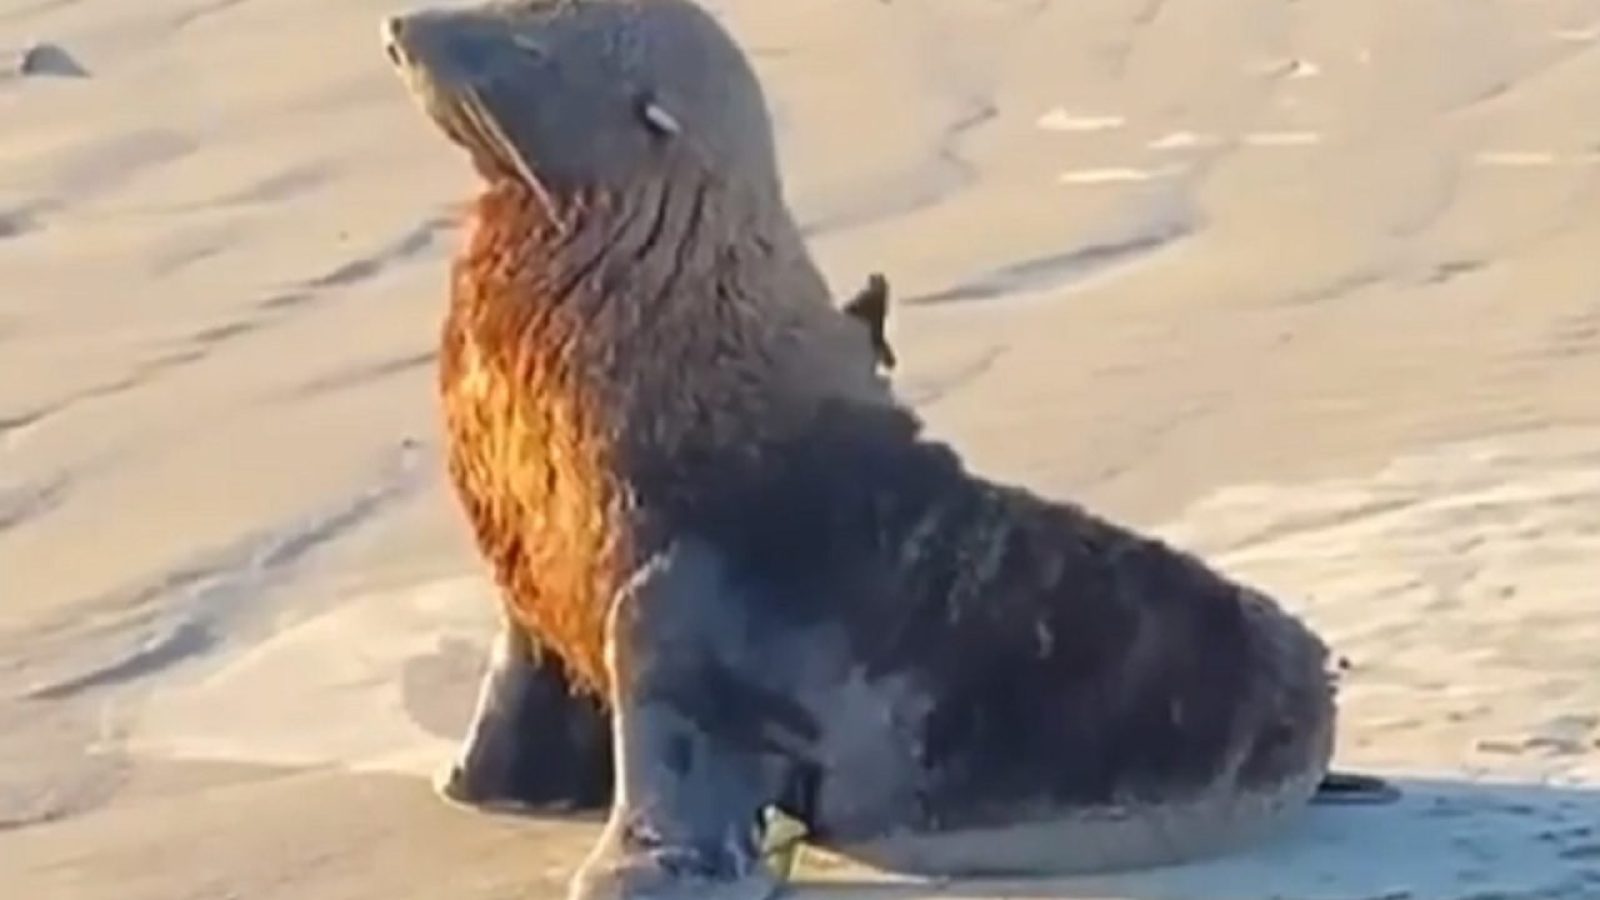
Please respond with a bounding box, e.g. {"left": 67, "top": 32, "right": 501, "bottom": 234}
{"left": 381, "top": 13, "right": 446, "bottom": 74}
{"left": 381, "top": 16, "right": 405, "bottom": 66}
{"left": 381, "top": 10, "right": 520, "bottom": 89}
{"left": 380, "top": 11, "right": 480, "bottom": 84}
{"left": 381, "top": 9, "right": 548, "bottom": 190}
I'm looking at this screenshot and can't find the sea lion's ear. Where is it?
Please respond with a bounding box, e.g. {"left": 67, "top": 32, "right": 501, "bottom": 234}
{"left": 635, "top": 91, "right": 682, "bottom": 138}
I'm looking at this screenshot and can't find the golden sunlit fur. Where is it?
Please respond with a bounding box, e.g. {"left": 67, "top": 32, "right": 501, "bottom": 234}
{"left": 439, "top": 177, "right": 889, "bottom": 696}
{"left": 441, "top": 185, "right": 625, "bottom": 695}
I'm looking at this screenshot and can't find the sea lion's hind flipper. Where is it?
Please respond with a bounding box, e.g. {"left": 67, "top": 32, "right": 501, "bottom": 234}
{"left": 843, "top": 272, "right": 896, "bottom": 371}
{"left": 435, "top": 617, "right": 612, "bottom": 815}
{"left": 1312, "top": 770, "right": 1402, "bottom": 806}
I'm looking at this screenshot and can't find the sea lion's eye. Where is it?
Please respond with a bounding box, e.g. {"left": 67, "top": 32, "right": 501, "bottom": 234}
{"left": 635, "top": 91, "right": 681, "bottom": 138}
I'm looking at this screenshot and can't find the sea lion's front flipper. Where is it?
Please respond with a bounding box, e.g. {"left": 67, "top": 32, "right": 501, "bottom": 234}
{"left": 435, "top": 613, "right": 612, "bottom": 814}
{"left": 1312, "top": 770, "right": 1402, "bottom": 806}
{"left": 570, "top": 539, "right": 795, "bottom": 900}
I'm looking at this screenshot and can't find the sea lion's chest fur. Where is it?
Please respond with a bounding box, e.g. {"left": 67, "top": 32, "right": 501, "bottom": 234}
{"left": 439, "top": 178, "right": 887, "bottom": 694}
{"left": 439, "top": 201, "right": 623, "bottom": 696}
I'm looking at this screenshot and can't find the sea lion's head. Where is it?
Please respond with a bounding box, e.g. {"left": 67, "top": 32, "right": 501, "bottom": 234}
{"left": 383, "top": 0, "right": 781, "bottom": 207}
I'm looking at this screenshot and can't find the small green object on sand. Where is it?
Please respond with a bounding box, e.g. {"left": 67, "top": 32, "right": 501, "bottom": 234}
{"left": 759, "top": 806, "right": 810, "bottom": 883}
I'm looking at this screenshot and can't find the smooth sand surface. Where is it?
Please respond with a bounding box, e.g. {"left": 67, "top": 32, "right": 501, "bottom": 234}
{"left": 4, "top": 0, "right": 1600, "bottom": 897}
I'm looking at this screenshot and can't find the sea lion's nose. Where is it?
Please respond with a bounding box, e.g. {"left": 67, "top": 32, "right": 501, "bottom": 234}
{"left": 381, "top": 16, "right": 407, "bottom": 65}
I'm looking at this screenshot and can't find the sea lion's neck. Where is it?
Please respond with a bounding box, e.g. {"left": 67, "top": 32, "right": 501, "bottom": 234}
{"left": 449, "top": 173, "right": 889, "bottom": 473}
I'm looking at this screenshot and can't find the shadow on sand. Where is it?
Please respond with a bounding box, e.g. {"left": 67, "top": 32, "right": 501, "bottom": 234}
{"left": 793, "top": 777, "right": 1600, "bottom": 900}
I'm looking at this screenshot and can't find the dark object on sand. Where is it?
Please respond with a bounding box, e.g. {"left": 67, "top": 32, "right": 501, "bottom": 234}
{"left": 844, "top": 272, "right": 897, "bottom": 371}
{"left": 17, "top": 42, "right": 89, "bottom": 78}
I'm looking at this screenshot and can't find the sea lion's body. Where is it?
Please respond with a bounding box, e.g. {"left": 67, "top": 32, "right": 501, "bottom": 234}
{"left": 384, "top": 2, "right": 1357, "bottom": 897}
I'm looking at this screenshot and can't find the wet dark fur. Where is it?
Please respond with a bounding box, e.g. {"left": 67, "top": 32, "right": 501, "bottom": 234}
{"left": 652, "top": 399, "right": 1334, "bottom": 840}
{"left": 441, "top": 179, "right": 1333, "bottom": 834}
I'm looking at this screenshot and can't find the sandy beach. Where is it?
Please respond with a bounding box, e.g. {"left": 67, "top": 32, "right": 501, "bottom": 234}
{"left": 4, "top": 0, "right": 1600, "bottom": 897}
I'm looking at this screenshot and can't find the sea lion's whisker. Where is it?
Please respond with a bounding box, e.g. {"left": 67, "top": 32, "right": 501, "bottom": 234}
{"left": 459, "top": 86, "right": 566, "bottom": 234}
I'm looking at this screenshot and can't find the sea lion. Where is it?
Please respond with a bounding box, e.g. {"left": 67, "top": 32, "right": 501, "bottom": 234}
{"left": 382, "top": 2, "right": 1385, "bottom": 898}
